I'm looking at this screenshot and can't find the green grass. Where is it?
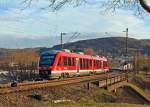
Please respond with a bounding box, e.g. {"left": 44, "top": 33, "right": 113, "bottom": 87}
{"left": 47, "top": 102, "right": 149, "bottom": 107}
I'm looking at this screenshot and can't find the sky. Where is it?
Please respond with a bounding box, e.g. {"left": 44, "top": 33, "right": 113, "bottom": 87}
{"left": 0, "top": 0, "right": 150, "bottom": 48}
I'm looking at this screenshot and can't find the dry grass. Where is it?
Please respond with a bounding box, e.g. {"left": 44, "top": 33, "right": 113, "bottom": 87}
{"left": 0, "top": 73, "right": 150, "bottom": 107}
{"left": 126, "top": 83, "right": 150, "bottom": 102}
{"left": 48, "top": 102, "right": 150, "bottom": 107}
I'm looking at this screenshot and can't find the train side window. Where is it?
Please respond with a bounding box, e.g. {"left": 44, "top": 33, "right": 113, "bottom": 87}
{"left": 86, "top": 59, "right": 88, "bottom": 68}
{"left": 97, "top": 60, "right": 99, "bottom": 68}
{"left": 106, "top": 62, "right": 108, "bottom": 66}
{"left": 94, "top": 60, "right": 96, "bottom": 67}
{"left": 97, "top": 61, "right": 100, "bottom": 68}
{"left": 58, "top": 57, "right": 62, "bottom": 66}
{"left": 103, "top": 61, "right": 105, "bottom": 67}
{"left": 83, "top": 59, "right": 85, "bottom": 69}
{"left": 83, "top": 59, "right": 86, "bottom": 69}
{"left": 90, "top": 60, "right": 92, "bottom": 67}
{"left": 80, "top": 59, "right": 82, "bottom": 69}
{"left": 64, "top": 57, "right": 67, "bottom": 66}
{"left": 95, "top": 60, "right": 97, "bottom": 68}
{"left": 85, "top": 59, "right": 87, "bottom": 69}
{"left": 84, "top": 59, "right": 86, "bottom": 69}
{"left": 93, "top": 60, "right": 95, "bottom": 67}
{"left": 68, "top": 57, "right": 71, "bottom": 66}
{"left": 81, "top": 59, "right": 83, "bottom": 69}
{"left": 82, "top": 59, "right": 84, "bottom": 69}
{"left": 104, "top": 61, "right": 108, "bottom": 67}
{"left": 98, "top": 61, "right": 99, "bottom": 68}
{"left": 72, "top": 58, "right": 75, "bottom": 66}
{"left": 86, "top": 59, "right": 88, "bottom": 69}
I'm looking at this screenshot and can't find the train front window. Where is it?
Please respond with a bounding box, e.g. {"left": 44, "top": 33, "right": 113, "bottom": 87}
{"left": 40, "top": 54, "right": 56, "bottom": 65}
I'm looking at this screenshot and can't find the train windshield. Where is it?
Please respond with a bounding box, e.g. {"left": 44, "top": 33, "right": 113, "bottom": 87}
{"left": 39, "top": 54, "right": 56, "bottom": 65}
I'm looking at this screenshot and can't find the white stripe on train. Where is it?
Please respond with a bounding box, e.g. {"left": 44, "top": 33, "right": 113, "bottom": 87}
{"left": 51, "top": 69, "right": 108, "bottom": 74}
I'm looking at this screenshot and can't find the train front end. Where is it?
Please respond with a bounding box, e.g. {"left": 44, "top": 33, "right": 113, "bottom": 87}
{"left": 38, "top": 50, "right": 57, "bottom": 79}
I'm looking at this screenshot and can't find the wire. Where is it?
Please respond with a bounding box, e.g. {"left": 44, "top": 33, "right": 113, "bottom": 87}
{"left": 65, "top": 32, "right": 80, "bottom": 43}
{"left": 66, "top": 32, "right": 78, "bottom": 43}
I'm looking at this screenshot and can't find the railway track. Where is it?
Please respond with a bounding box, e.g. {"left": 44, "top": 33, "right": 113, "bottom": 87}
{"left": 0, "top": 72, "right": 127, "bottom": 94}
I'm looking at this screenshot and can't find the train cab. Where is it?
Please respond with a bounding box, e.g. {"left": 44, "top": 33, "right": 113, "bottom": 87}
{"left": 39, "top": 50, "right": 58, "bottom": 78}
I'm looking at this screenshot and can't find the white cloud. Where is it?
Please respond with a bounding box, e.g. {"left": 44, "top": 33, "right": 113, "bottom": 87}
{"left": 0, "top": 0, "right": 150, "bottom": 41}
{"left": 40, "top": 7, "right": 149, "bottom": 39}
{"left": 148, "top": 1, "right": 150, "bottom": 5}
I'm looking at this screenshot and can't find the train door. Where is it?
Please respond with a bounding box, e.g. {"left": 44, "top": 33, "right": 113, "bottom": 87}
{"left": 76, "top": 58, "right": 79, "bottom": 74}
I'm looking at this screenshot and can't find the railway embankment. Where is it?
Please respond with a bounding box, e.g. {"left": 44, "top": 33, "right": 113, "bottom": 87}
{"left": 0, "top": 72, "right": 149, "bottom": 107}
{"left": 126, "top": 83, "right": 150, "bottom": 104}
{"left": 0, "top": 81, "right": 149, "bottom": 107}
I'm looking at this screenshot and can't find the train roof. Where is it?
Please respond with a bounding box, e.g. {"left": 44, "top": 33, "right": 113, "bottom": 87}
{"left": 40, "top": 50, "right": 58, "bottom": 56}
{"left": 40, "top": 49, "right": 108, "bottom": 61}
{"left": 57, "top": 50, "right": 108, "bottom": 61}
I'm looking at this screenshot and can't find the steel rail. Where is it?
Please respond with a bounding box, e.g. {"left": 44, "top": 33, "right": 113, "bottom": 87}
{"left": 0, "top": 72, "right": 127, "bottom": 94}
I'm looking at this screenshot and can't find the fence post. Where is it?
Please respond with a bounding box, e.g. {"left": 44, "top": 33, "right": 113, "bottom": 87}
{"left": 106, "top": 78, "right": 108, "bottom": 89}
{"left": 87, "top": 82, "right": 90, "bottom": 90}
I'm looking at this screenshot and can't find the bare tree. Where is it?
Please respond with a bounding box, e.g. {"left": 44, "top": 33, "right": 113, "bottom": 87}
{"left": 21, "top": 0, "right": 150, "bottom": 14}
{"left": 104, "top": 0, "right": 150, "bottom": 15}
{"left": 21, "top": 0, "right": 86, "bottom": 10}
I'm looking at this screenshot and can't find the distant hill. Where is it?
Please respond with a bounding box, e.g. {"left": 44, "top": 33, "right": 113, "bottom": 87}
{"left": 0, "top": 37, "right": 149, "bottom": 64}
{"left": 52, "top": 37, "right": 150, "bottom": 56}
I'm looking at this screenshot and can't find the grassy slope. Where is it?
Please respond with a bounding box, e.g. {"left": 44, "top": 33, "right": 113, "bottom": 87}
{"left": 49, "top": 102, "right": 149, "bottom": 107}
{"left": 1, "top": 72, "right": 149, "bottom": 107}
{"left": 49, "top": 72, "right": 150, "bottom": 107}
{"left": 126, "top": 83, "right": 150, "bottom": 102}
{"left": 130, "top": 72, "right": 150, "bottom": 97}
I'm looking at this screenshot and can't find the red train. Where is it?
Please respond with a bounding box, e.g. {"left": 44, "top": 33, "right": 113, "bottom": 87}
{"left": 38, "top": 50, "right": 109, "bottom": 79}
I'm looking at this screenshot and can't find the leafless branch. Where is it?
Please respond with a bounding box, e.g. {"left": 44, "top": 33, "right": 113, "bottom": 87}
{"left": 103, "top": 0, "right": 145, "bottom": 15}
{"left": 21, "top": 0, "right": 32, "bottom": 10}
{"left": 139, "top": 0, "right": 150, "bottom": 13}
{"left": 20, "top": 0, "right": 87, "bottom": 11}
{"left": 20, "top": 0, "right": 150, "bottom": 14}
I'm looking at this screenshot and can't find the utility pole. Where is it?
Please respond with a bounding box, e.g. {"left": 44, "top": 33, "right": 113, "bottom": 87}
{"left": 60, "top": 32, "right": 66, "bottom": 50}
{"left": 61, "top": 32, "right": 63, "bottom": 50}
{"left": 123, "top": 28, "right": 128, "bottom": 62}
{"left": 125, "top": 28, "right": 128, "bottom": 59}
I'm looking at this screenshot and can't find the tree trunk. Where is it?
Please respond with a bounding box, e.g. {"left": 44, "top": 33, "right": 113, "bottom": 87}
{"left": 139, "top": 0, "right": 150, "bottom": 13}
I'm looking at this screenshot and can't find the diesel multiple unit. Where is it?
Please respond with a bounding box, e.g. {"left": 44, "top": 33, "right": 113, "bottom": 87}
{"left": 38, "top": 50, "right": 109, "bottom": 79}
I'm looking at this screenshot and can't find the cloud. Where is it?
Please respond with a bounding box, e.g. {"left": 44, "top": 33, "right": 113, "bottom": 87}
{"left": 0, "top": 0, "right": 150, "bottom": 48}
{"left": 40, "top": 6, "right": 149, "bottom": 39}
